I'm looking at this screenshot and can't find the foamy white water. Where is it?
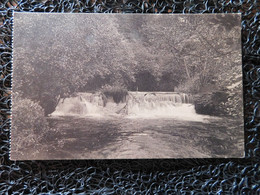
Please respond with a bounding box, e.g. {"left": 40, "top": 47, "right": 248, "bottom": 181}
{"left": 51, "top": 93, "right": 103, "bottom": 117}
{"left": 50, "top": 92, "right": 210, "bottom": 122}
{"left": 126, "top": 92, "right": 208, "bottom": 122}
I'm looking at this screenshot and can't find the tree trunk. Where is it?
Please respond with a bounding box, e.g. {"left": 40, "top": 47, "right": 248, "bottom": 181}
{"left": 183, "top": 58, "right": 191, "bottom": 79}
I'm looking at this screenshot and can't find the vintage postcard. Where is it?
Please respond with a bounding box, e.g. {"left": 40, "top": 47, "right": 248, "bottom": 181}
{"left": 11, "top": 13, "right": 244, "bottom": 160}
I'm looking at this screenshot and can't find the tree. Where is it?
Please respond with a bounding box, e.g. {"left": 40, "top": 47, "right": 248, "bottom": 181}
{"left": 13, "top": 13, "right": 242, "bottom": 115}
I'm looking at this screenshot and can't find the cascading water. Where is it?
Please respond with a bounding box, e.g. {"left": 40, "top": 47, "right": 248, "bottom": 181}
{"left": 50, "top": 93, "right": 103, "bottom": 117}
{"left": 126, "top": 92, "right": 206, "bottom": 121}
{"left": 50, "top": 91, "right": 208, "bottom": 122}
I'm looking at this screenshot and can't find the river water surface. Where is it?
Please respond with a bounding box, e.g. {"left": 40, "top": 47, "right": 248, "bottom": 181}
{"left": 38, "top": 92, "right": 245, "bottom": 159}
{"left": 44, "top": 115, "right": 244, "bottom": 159}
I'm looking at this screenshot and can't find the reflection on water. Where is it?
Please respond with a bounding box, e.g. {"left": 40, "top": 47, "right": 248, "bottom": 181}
{"left": 43, "top": 115, "right": 244, "bottom": 159}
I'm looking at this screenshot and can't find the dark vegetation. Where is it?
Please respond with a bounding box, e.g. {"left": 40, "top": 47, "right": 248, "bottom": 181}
{"left": 11, "top": 97, "right": 64, "bottom": 159}
{"left": 194, "top": 91, "right": 229, "bottom": 116}
{"left": 13, "top": 14, "right": 241, "bottom": 116}
{"left": 101, "top": 85, "right": 128, "bottom": 104}
{"left": 133, "top": 71, "right": 177, "bottom": 92}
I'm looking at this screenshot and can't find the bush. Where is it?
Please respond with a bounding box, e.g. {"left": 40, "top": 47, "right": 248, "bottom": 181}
{"left": 11, "top": 97, "right": 50, "bottom": 159}
{"left": 101, "top": 85, "right": 128, "bottom": 104}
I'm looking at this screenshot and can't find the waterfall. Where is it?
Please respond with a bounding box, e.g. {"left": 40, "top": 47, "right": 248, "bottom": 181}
{"left": 127, "top": 92, "right": 193, "bottom": 104}
{"left": 126, "top": 92, "right": 205, "bottom": 121}
{"left": 50, "top": 93, "right": 103, "bottom": 117}
{"left": 50, "top": 91, "right": 207, "bottom": 121}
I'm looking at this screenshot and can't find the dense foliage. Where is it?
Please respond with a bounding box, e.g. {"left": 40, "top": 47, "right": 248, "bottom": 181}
{"left": 11, "top": 96, "right": 49, "bottom": 158}
{"left": 11, "top": 95, "right": 65, "bottom": 159}
{"left": 12, "top": 14, "right": 242, "bottom": 116}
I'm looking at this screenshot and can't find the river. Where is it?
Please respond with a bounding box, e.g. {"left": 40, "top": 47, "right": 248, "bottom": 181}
{"left": 39, "top": 92, "right": 244, "bottom": 159}
{"left": 44, "top": 115, "right": 244, "bottom": 159}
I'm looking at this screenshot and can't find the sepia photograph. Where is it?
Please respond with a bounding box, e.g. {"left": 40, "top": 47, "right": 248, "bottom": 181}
{"left": 11, "top": 13, "right": 244, "bottom": 160}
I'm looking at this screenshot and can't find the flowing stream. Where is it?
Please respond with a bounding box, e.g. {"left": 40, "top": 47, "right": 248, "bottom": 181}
{"left": 44, "top": 92, "right": 244, "bottom": 159}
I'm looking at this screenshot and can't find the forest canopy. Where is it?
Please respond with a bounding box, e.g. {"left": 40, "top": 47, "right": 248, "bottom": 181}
{"left": 13, "top": 13, "right": 242, "bottom": 115}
